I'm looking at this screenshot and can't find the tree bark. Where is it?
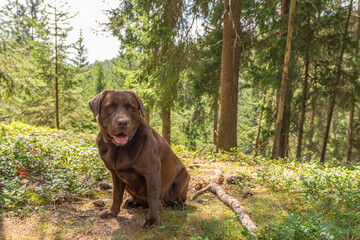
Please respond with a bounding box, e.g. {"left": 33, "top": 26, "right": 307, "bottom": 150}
{"left": 217, "top": 0, "right": 242, "bottom": 151}
{"left": 296, "top": 16, "right": 310, "bottom": 159}
{"left": 280, "top": 0, "right": 290, "bottom": 38}
{"left": 213, "top": 93, "right": 219, "bottom": 146}
{"left": 279, "top": 80, "right": 293, "bottom": 158}
{"left": 273, "top": 0, "right": 290, "bottom": 152}
{"left": 55, "top": 5, "right": 59, "bottom": 130}
{"left": 320, "top": 0, "right": 353, "bottom": 163}
{"left": 271, "top": 0, "right": 296, "bottom": 159}
{"left": 162, "top": 105, "right": 171, "bottom": 144}
{"left": 320, "top": 95, "right": 336, "bottom": 163}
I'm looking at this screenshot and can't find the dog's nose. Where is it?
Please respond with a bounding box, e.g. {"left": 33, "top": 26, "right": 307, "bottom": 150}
{"left": 116, "top": 119, "right": 129, "bottom": 127}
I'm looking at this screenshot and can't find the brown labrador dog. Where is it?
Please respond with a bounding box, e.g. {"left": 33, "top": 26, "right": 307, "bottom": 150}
{"left": 89, "top": 90, "right": 190, "bottom": 228}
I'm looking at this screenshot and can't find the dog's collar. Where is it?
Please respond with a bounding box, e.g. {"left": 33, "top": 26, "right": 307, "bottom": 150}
{"left": 128, "top": 128, "right": 138, "bottom": 142}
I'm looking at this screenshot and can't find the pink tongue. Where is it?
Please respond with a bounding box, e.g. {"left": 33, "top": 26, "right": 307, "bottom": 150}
{"left": 113, "top": 135, "right": 129, "bottom": 145}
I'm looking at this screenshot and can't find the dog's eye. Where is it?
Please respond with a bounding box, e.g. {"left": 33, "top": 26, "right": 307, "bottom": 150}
{"left": 106, "top": 105, "right": 114, "bottom": 111}
{"left": 129, "top": 105, "right": 135, "bottom": 111}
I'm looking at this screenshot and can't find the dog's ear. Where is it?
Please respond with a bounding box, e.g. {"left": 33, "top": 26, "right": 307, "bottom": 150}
{"left": 127, "top": 90, "right": 145, "bottom": 117}
{"left": 89, "top": 90, "right": 112, "bottom": 117}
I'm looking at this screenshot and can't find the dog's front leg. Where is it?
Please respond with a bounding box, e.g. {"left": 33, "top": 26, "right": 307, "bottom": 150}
{"left": 142, "top": 173, "right": 161, "bottom": 228}
{"left": 100, "top": 169, "right": 125, "bottom": 219}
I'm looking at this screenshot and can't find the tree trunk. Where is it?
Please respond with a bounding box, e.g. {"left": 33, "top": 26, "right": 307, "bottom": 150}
{"left": 320, "top": 0, "right": 353, "bottom": 163}
{"left": 253, "top": 94, "right": 266, "bottom": 157}
{"left": 55, "top": 5, "right": 59, "bottom": 130}
{"left": 280, "top": 0, "right": 290, "bottom": 38}
{"left": 320, "top": 95, "right": 336, "bottom": 163}
{"left": 345, "top": 97, "right": 354, "bottom": 163}
{"left": 296, "top": 17, "right": 310, "bottom": 159}
{"left": 273, "top": 0, "right": 290, "bottom": 148}
{"left": 271, "top": 0, "right": 296, "bottom": 159}
{"left": 213, "top": 93, "right": 219, "bottom": 146}
{"left": 345, "top": 0, "right": 360, "bottom": 163}
{"left": 279, "top": 78, "right": 293, "bottom": 158}
{"left": 280, "top": 11, "right": 296, "bottom": 160}
{"left": 217, "top": 0, "right": 242, "bottom": 151}
{"left": 162, "top": 105, "right": 171, "bottom": 144}
{"left": 307, "top": 96, "right": 316, "bottom": 161}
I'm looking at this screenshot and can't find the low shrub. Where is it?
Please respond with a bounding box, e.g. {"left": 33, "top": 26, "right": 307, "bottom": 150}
{"left": 0, "top": 122, "right": 107, "bottom": 210}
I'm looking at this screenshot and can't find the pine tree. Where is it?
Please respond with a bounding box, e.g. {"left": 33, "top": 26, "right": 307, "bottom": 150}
{"left": 95, "top": 62, "right": 105, "bottom": 94}
{"left": 26, "top": 0, "right": 41, "bottom": 40}
{"left": 45, "top": 0, "right": 77, "bottom": 129}
{"left": 217, "top": 0, "right": 242, "bottom": 151}
{"left": 0, "top": 0, "right": 33, "bottom": 97}
{"left": 320, "top": 0, "right": 353, "bottom": 163}
{"left": 345, "top": 0, "right": 360, "bottom": 163}
{"left": 74, "top": 29, "right": 89, "bottom": 69}
{"left": 271, "top": 0, "right": 296, "bottom": 159}
{"left": 106, "top": 0, "right": 191, "bottom": 144}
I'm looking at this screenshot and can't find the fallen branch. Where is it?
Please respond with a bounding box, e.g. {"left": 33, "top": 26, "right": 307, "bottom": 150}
{"left": 190, "top": 169, "right": 257, "bottom": 235}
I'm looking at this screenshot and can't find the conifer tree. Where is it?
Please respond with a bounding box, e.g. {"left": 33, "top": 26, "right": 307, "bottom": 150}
{"left": 95, "top": 62, "right": 105, "bottom": 94}
{"left": 271, "top": 0, "right": 296, "bottom": 159}
{"left": 45, "top": 0, "right": 76, "bottom": 129}
{"left": 74, "top": 29, "right": 89, "bottom": 69}
{"left": 217, "top": 0, "right": 242, "bottom": 151}
{"left": 320, "top": 0, "right": 353, "bottom": 163}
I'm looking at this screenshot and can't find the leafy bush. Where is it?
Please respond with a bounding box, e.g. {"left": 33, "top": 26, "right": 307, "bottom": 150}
{"left": 253, "top": 159, "right": 360, "bottom": 207}
{"left": 250, "top": 158, "right": 360, "bottom": 239}
{"left": 0, "top": 122, "right": 107, "bottom": 210}
{"left": 265, "top": 211, "right": 343, "bottom": 240}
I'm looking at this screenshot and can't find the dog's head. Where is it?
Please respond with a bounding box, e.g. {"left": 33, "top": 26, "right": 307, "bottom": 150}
{"left": 89, "top": 90, "right": 144, "bottom": 146}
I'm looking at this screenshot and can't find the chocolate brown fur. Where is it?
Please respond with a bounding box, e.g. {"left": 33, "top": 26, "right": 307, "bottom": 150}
{"left": 89, "top": 90, "right": 190, "bottom": 228}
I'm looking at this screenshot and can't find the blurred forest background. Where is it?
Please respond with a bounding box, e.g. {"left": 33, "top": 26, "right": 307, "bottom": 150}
{"left": 1, "top": 0, "right": 360, "bottom": 163}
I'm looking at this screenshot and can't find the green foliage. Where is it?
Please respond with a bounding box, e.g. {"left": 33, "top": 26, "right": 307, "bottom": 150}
{"left": 253, "top": 158, "right": 360, "bottom": 206}
{"left": 0, "top": 0, "right": 35, "bottom": 98}
{"left": 74, "top": 29, "right": 89, "bottom": 68}
{"left": 95, "top": 61, "right": 106, "bottom": 94}
{"left": 265, "top": 211, "right": 341, "bottom": 240}
{"left": 174, "top": 147, "right": 360, "bottom": 238}
{"left": 0, "top": 122, "right": 359, "bottom": 238}
{"left": 2, "top": 0, "right": 360, "bottom": 162}
{"left": 245, "top": 157, "right": 360, "bottom": 239}
{"left": 0, "top": 122, "right": 107, "bottom": 210}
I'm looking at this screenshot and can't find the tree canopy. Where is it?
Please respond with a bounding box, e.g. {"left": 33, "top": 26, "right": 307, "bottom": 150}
{"left": 1, "top": 0, "right": 360, "bottom": 162}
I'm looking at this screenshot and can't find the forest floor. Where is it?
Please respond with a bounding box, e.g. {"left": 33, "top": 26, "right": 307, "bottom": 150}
{"left": 1, "top": 157, "right": 275, "bottom": 240}
{"left": 1, "top": 122, "right": 359, "bottom": 239}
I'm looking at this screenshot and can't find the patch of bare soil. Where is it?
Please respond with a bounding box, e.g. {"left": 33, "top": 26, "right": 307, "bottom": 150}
{"left": 3, "top": 157, "right": 254, "bottom": 239}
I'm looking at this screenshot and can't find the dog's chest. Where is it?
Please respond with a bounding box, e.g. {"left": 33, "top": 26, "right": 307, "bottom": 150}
{"left": 116, "top": 169, "right": 143, "bottom": 185}
{"left": 100, "top": 146, "right": 136, "bottom": 170}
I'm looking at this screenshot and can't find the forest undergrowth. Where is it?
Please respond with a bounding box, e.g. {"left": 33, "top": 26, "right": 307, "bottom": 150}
{"left": 0, "top": 122, "right": 359, "bottom": 239}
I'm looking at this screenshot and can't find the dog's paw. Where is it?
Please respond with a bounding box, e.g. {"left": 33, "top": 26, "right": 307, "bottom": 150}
{"left": 142, "top": 218, "right": 160, "bottom": 229}
{"left": 99, "top": 209, "right": 117, "bottom": 219}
